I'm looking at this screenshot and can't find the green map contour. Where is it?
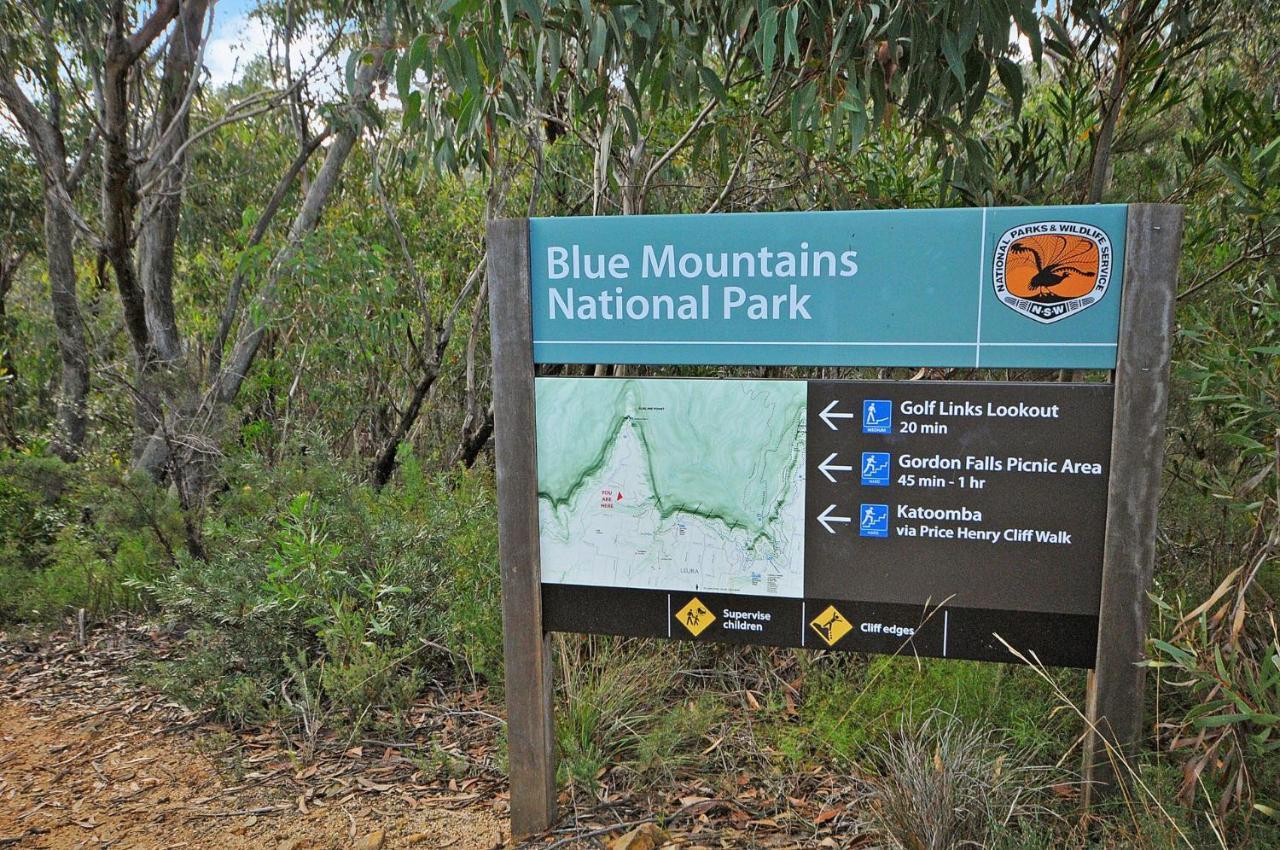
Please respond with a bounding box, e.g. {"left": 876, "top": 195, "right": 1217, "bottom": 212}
{"left": 535, "top": 378, "right": 806, "bottom": 543}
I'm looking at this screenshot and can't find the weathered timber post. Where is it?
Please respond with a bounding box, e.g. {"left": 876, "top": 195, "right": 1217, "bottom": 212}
{"left": 487, "top": 218, "right": 558, "bottom": 835}
{"left": 1083, "top": 203, "right": 1184, "bottom": 801}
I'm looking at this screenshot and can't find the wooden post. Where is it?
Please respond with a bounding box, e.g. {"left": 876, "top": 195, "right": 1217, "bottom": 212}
{"left": 487, "top": 218, "right": 558, "bottom": 835}
{"left": 1083, "top": 204, "right": 1184, "bottom": 801}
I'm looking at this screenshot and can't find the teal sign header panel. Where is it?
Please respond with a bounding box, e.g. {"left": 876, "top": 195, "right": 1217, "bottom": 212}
{"left": 528, "top": 205, "right": 1127, "bottom": 369}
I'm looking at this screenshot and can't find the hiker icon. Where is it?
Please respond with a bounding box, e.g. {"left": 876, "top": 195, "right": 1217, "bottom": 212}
{"left": 808, "top": 604, "right": 852, "bottom": 646}
{"left": 860, "top": 452, "right": 891, "bottom": 486}
{"left": 859, "top": 503, "right": 889, "bottom": 537}
{"left": 862, "top": 400, "right": 892, "bottom": 434}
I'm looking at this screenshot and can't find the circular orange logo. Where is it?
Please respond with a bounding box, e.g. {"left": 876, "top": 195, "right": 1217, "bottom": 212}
{"left": 993, "top": 222, "right": 1113, "bottom": 324}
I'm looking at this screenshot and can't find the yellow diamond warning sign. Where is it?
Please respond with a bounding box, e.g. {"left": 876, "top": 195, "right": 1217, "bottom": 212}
{"left": 810, "top": 605, "right": 852, "bottom": 646}
{"left": 675, "top": 597, "right": 715, "bottom": 636}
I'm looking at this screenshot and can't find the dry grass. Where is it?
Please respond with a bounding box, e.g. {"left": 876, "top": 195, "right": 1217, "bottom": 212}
{"left": 860, "top": 709, "right": 1058, "bottom": 849}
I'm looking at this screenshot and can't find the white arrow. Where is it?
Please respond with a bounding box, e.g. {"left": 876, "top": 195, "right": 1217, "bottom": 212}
{"left": 819, "top": 399, "right": 855, "bottom": 431}
{"left": 818, "top": 452, "right": 853, "bottom": 483}
{"left": 816, "top": 504, "right": 852, "bottom": 534}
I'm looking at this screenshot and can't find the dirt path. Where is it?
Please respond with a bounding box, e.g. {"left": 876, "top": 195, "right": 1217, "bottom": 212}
{"left": 0, "top": 630, "right": 506, "bottom": 850}
{"left": 2, "top": 627, "right": 861, "bottom": 850}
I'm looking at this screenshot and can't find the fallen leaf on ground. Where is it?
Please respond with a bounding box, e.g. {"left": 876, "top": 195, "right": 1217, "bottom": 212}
{"left": 352, "top": 828, "right": 386, "bottom": 850}
{"left": 609, "top": 822, "right": 669, "bottom": 850}
{"left": 815, "top": 805, "right": 843, "bottom": 824}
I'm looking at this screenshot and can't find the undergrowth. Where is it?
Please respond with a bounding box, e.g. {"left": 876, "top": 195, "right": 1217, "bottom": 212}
{"left": 138, "top": 440, "right": 501, "bottom": 734}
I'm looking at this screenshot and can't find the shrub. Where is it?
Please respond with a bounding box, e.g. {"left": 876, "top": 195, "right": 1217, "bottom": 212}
{"left": 861, "top": 710, "right": 1056, "bottom": 850}
{"left": 144, "top": 443, "right": 501, "bottom": 734}
{"left": 1149, "top": 591, "right": 1280, "bottom": 823}
{"left": 553, "top": 635, "right": 686, "bottom": 793}
{"left": 0, "top": 446, "right": 179, "bottom": 622}
{"left": 0, "top": 447, "right": 71, "bottom": 619}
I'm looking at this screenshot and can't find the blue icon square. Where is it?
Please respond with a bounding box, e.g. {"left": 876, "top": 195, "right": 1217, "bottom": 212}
{"left": 862, "top": 400, "right": 892, "bottom": 434}
{"left": 860, "top": 452, "right": 891, "bottom": 486}
{"left": 859, "top": 503, "right": 890, "bottom": 538}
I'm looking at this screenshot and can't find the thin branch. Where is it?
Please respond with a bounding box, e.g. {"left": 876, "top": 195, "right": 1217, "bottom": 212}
{"left": 140, "top": 5, "right": 352, "bottom": 194}
{"left": 208, "top": 128, "right": 331, "bottom": 374}
{"left": 139, "top": 0, "right": 216, "bottom": 180}
{"left": 127, "top": 0, "right": 182, "bottom": 63}
{"left": 1177, "top": 226, "right": 1280, "bottom": 301}
{"left": 705, "top": 144, "right": 749, "bottom": 213}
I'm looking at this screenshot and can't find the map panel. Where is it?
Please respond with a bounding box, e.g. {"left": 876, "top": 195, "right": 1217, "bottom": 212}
{"left": 536, "top": 378, "right": 807, "bottom": 597}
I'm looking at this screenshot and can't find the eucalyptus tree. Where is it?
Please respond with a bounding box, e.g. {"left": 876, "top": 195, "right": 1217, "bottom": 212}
{"left": 0, "top": 0, "right": 216, "bottom": 459}
{"left": 0, "top": 2, "right": 100, "bottom": 459}
{"left": 133, "top": 11, "right": 399, "bottom": 487}
{"left": 377, "top": 0, "right": 1038, "bottom": 466}
{"left": 1044, "top": 0, "right": 1218, "bottom": 203}
{"left": 395, "top": 0, "right": 1040, "bottom": 215}
{"left": 0, "top": 1, "right": 397, "bottom": 489}
{"left": 0, "top": 139, "right": 42, "bottom": 447}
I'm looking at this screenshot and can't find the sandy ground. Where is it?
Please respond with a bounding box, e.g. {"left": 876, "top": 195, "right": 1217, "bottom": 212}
{"left": 0, "top": 631, "right": 507, "bottom": 850}
{"left": 0, "top": 697, "right": 505, "bottom": 850}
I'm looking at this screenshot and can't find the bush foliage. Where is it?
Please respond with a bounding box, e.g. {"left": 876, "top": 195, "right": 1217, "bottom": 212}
{"left": 1, "top": 0, "right": 1278, "bottom": 846}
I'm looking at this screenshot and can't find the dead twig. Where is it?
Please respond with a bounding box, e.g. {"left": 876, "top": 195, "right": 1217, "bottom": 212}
{"left": 183, "top": 803, "right": 291, "bottom": 819}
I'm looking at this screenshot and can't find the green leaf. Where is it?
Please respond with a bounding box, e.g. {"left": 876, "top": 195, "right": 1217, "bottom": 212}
{"left": 1256, "top": 135, "right": 1280, "bottom": 167}
{"left": 847, "top": 90, "right": 868, "bottom": 154}
{"left": 588, "top": 14, "right": 608, "bottom": 69}
{"left": 534, "top": 31, "right": 546, "bottom": 95}
{"left": 1008, "top": 4, "right": 1040, "bottom": 64}
{"left": 1151, "top": 639, "right": 1194, "bottom": 665}
{"left": 996, "top": 57, "right": 1023, "bottom": 116}
{"left": 784, "top": 6, "right": 799, "bottom": 67}
{"left": 410, "top": 32, "right": 429, "bottom": 69}
{"left": 698, "top": 65, "right": 726, "bottom": 101}
{"left": 517, "top": 0, "right": 542, "bottom": 28}
{"left": 549, "top": 31, "right": 563, "bottom": 86}
{"left": 403, "top": 90, "right": 422, "bottom": 129}
{"left": 344, "top": 48, "right": 361, "bottom": 98}
{"left": 941, "top": 31, "right": 966, "bottom": 89}
{"left": 1044, "top": 16, "right": 1073, "bottom": 57}
{"left": 396, "top": 54, "right": 413, "bottom": 103}
{"left": 1193, "top": 712, "right": 1253, "bottom": 729}
{"left": 760, "top": 6, "right": 779, "bottom": 76}
{"left": 1212, "top": 157, "right": 1252, "bottom": 197}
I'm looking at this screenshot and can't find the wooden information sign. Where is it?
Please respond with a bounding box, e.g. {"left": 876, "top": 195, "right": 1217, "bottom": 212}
{"left": 487, "top": 204, "right": 1183, "bottom": 835}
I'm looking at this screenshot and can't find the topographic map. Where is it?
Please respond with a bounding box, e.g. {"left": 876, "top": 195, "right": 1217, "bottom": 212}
{"left": 536, "top": 378, "right": 807, "bottom": 597}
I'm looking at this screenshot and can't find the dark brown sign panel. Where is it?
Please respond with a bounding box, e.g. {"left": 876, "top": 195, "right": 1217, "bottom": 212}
{"left": 805, "top": 381, "right": 1112, "bottom": 615}
{"left": 542, "top": 379, "right": 1113, "bottom": 668}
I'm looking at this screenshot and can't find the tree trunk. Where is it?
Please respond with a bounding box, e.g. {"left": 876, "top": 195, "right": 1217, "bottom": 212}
{"left": 138, "top": 0, "right": 210, "bottom": 363}
{"left": 371, "top": 364, "right": 441, "bottom": 488}
{"left": 1086, "top": 55, "right": 1128, "bottom": 204}
{"left": 100, "top": 50, "right": 150, "bottom": 368}
{"left": 0, "top": 252, "right": 23, "bottom": 447}
{"left": 0, "top": 73, "right": 91, "bottom": 459}
{"left": 44, "top": 190, "right": 90, "bottom": 459}
{"left": 455, "top": 408, "right": 494, "bottom": 469}
{"left": 212, "top": 125, "right": 363, "bottom": 406}
{"left": 1085, "top": 0, "right": 1143, "bottom": 205}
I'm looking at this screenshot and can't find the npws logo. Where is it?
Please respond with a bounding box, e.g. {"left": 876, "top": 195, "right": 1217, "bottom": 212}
{"left": 992, "top": 222, "right": 1113, "bottom": 324}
